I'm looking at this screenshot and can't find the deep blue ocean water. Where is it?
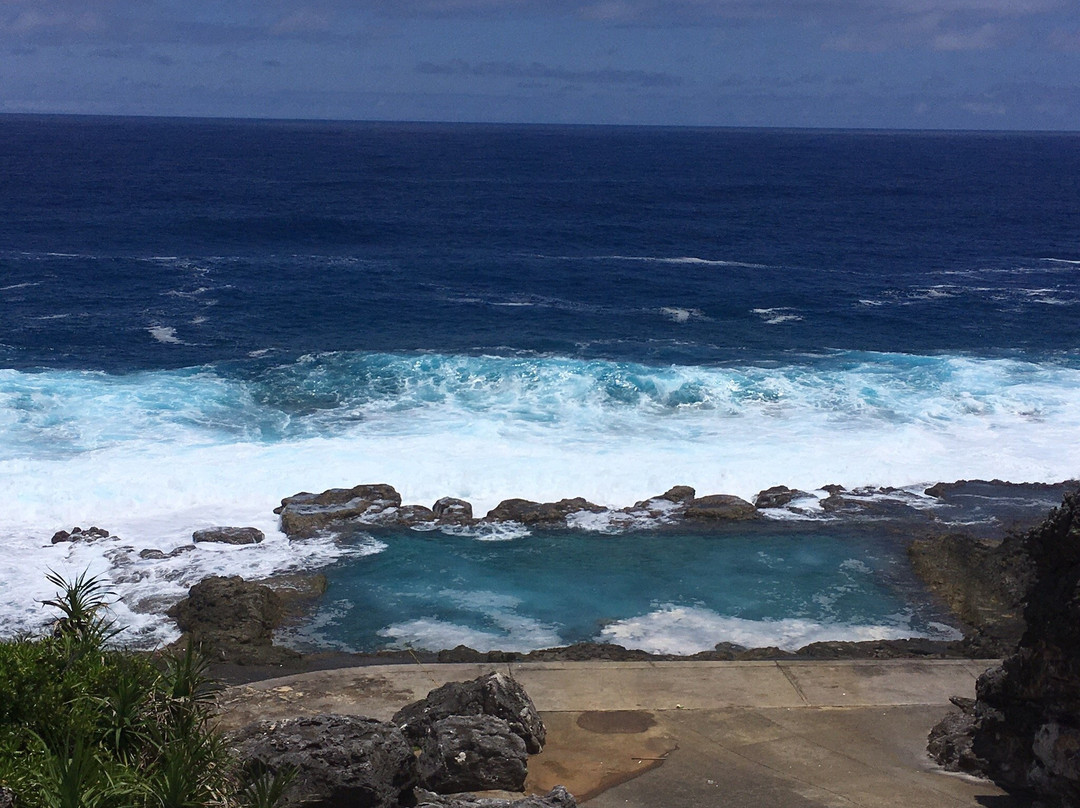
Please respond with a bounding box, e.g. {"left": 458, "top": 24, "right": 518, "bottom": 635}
{"left": 1, "top": 116, "right": 1078, "bottom": 651}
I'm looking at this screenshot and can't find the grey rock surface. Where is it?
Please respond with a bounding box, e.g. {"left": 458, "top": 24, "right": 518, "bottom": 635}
{"left": 418, "top": 715, "right": 528, "bottom": 793}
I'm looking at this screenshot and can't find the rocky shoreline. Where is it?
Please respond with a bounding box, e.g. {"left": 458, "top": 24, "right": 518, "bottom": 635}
{"left": 44, "top": 477, "right": 1078, "bottom": 677}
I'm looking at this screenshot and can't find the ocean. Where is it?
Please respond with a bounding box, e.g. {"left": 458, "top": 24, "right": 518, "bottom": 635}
{"left": 1, "top": 115, "right": 1078, "bottom": 653}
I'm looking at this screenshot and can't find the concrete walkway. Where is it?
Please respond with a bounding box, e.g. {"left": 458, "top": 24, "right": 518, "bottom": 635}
{"left": 217, "top": 660, "right": 1023, "bottom": 807}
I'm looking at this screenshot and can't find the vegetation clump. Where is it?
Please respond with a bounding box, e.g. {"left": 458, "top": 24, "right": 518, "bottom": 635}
{"left": 0, "top": 571, "right": 289, "bottom": 808}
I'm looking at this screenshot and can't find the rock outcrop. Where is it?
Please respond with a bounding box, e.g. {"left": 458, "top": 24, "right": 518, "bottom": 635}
{"left": 417, "top": 715, "right": 528, "bottom": 793}
{"left": 167, "top": 575, "right": 298, "bottom": 664}
{"left": 683, "top": 494, "right": 759, "bottom": 521}
{"left": 50, "top": 526, "right": 110, "bottom": 544}
{"left": 192, "top": 526, "right": 265, "bottom": 545}
{"left": 753, "top": 486, "right": 809, "bottom": 509}
{"left": 393, "top": 672, "right": 546, "bottom": 754}
{"left": 929, "top": 490, "right": 1080, "bottom": 806}
{"left": 484, "top": 498, "right": 604, "bottom": 526}
{"left": 909, "top": 530, "right": 1032, "bottom": 657}
{"left": 276, "top": 484, "right": 402, "bottom": 538}
{"left": 414, "top": 787, "right": 577, "bottom": 807}
{"left": 230, "top": 714, "right": 418, "bottom": 808}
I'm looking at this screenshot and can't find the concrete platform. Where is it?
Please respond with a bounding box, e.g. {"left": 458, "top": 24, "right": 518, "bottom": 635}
{"left": 216, "top": 659, "right": 1024, "bottom": 806}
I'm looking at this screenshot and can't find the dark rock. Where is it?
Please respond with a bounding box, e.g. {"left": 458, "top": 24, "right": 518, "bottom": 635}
{"left": 139, "top": 545, "right": 194, "bottom": 560}
{"left": 754, "top": 486, "right": 810, "bottom": 509}
{"left": 376, "top": 505, "right": 437, "bottom": 526}
{"left": 418, "top": 715, "right": 528, "bottom": 793}
{"left": 523, "top": 642, "right": 658, "bottom": 662}
{"left": 230, "top": 714, "right": 418, "bottom": 808}
{"left": 683, "top": 494, "right": 758, "bottom": 521}
{"left": 434, "top": 498, "right": 474, "bottom": 524}
{"left": 193, "top": 526, "right": 265, "bottom": 545}
{"left": 415, "top": 786, "right": 578, "bottom": 807}
{"left": 929, "top": 490, "right": 1080, "bottom": 806}
{"left": 733, "top": 646, "right": 798, "bottom": 661}
{"left": 795, "top": 639, "right": 962, "bottom": 659}
{"left": 50, "top": 526, "right": 110, "bottom": 544}
{"left": 167, "top": 576, "right": 298, "bottom": 664}
{"left": 437, "top": 646, "right": 520, "bottom": 664}
{"left": 393, "top": 672, "right": 546, "bottom": 754}
{"left": 276, "top": 484, "right": 402, "bottom": 538}
{"left": 820, "top": 484, "right": 846, "bottom": 495}
{"left": 909, "top": 531, "right": 1032, "bottom": 656}
{"left": 928, "top": 706, "right": 982, "bottom": 775}
{"left": 0, "top": 786, "right": 16, "bottom": 808}
{"left": 634, "top": 486, "right": 696, "bottom": 508}
{"left": 484, "top": 498, "right": 603, "bottom": 526}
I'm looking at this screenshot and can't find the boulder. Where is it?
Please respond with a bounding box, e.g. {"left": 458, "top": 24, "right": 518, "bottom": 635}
{"left": 418, "top": 715, "right": 528, "bottom": 793}
{"left": 139, "top": 545, "right": 194, "bottom": 560}
{"left": 50, "top": 526, "right": 110, "bottom": 544}
{"left": 929, "top": 490, "right": 1080, "bottom": 806}
{"left": 192, "top": 526, "right": 265, "bottom": 545}
{"left": 230, "top": 714, "right": 418, "bottom": 808}
{"left": 753, "top": 486, "right": 809, "bottom": 509}
{"left": 633, "top": 486, "right": 695, "bottom": 508}
{"left": 167, "top": 575, "right": 298, "bottom": 664}
{"left": 434, "top": 497, "right": 475, "bottom": 524}
{"left": 393, "top": 672, "right": 546, "bottom": 754}
{"left": 484, "top": 498, "right": 603, "bottom": 526}
{"left": 683, "top": 494, "right": 758, "bottom": 521}
{"left": 414, "top": 786, "right": 578, "bottom": 807}
{"left": 276, "top": 484, "right": 402, "bottom": 538}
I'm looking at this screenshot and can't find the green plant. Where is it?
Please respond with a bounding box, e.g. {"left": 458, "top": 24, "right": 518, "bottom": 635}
{"left": 0, "top": 572, "right": 290, "bottom": 808}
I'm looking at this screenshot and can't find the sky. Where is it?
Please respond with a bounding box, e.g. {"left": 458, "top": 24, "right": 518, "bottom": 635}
{"left": 1, "top": 0, "right": 1079, "bottom": 129}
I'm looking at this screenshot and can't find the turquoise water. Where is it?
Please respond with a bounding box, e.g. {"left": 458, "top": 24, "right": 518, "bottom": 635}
{"left": 291, "top": 522, "right": 958, "bottom": 655}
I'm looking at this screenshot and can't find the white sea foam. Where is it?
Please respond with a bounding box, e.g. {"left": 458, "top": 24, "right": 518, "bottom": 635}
{"left": 659, "top": 307, "right": 704, "bottom": 323}
{"left": 752, "top": 307, "right": 803, "bottom": 324}
{"left": 147, "top": 326, "right": 184, "bottom": 345}
{"left": 597, "top": 605, "right": 962, "bottom": 655}
{"left": 2, "top": 350, "right": 1079, "bottom": 643}
{"left": 0, "top": 282, "right": 39, "bottom": 292}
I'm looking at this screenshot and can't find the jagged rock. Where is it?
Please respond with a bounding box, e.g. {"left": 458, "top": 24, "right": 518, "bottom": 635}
{"left": 276, "top": 484, "right": 402, "bottom": 538}
{"left": 434, "top": 498, "right": 474, "bottom": 524}
{"left": 393, "top": 672, "right": 546, "bottom": 754}
{"left": 754, "top": 486, "right": 809, "bottom": 509}
{"left": 819, "top": 484, "right": 846, "bottom": 495}
{"left": 230, "top": 714, "right": 417, "bottom": 808}
{"left": 909, "top": 531, "right": 1032, "bottom": 656}
{"left": 415, "top": 786, "right": 578, "bottom": 807}
{"left": 375, "top": 505, "right": 437, "bottom": 526}
{"left": 929, "top": 490, "right": 1080, "bottom": 806}
{"left": 50, "top": 526, "right": 110, "bottom": 544}
{"left": 633, "top": 485, "right": 695, "bottom": 508}
{"left": 167, "top": 575, "right": 298, "bottom": 664}
{"left": 484, "top": 498, "right": 603, "bottom": 526}
{"left": 418, "top": 715, "right": 528, "bottom": 793}
{"left": 683, "top": 494, "right": 758, "bottom": 521}
{"left": 193, "top": 526, "right": 265, "bottom": 545}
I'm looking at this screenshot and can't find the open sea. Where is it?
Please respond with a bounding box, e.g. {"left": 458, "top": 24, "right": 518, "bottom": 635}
{"left": 1, "top": 116, "right": 1078, "bottom": 653}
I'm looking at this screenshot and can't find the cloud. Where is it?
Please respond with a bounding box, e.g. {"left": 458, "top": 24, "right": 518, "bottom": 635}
{"left": 417, "top": 59, "right": 685, "bottom": 88}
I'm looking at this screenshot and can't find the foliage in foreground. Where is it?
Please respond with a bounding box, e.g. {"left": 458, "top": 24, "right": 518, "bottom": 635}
{"left": 0, "top": 571, "right": 291, "bottom": 808}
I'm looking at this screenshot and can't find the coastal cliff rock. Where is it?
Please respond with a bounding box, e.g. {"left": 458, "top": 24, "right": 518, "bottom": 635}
{"left": 909, "top": 529, "right": 1032, "bottom": 656}
{"left": 393, "top": 672, "right": 546, "bottom": 754}
{"left": 484, "top": 498, "right": 603, "bottom": 526}
{"left": 929, "top": 490, "right": 1080, "bottom": 806}
{"left": 276, "top": 484, "right": 402, "bottom": 538}
{"left": 167, "top": 575, "right": 298, "bottom": 664}
{"left": 417, "top": 715, "right": 528, "bottom": 793}
{"left": 230, "top": 714, "right": 418, "bottom": 808}
{"left": 192, "top": 526, "right": 265, "bottom": 545}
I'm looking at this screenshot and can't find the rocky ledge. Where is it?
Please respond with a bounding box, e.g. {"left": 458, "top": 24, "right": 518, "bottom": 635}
{"left": 273, "top": 483, "right": 770, "bottom": 539}
{"left": 928, "top": 489, "right": 1080, "bottom": 806}
{"left": 229, "top": 673, "right": 573, "bottom": 808}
